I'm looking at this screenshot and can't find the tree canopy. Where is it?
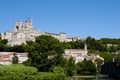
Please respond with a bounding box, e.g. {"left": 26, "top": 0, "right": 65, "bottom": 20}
{"left": 25, "top": 35, "right": 65, "bottom": 72}
{"left": 76, "top": 59, "right": 96, "bottom": 75}
{"left": 12, "top": 53, "right": 18, "bottom": 64}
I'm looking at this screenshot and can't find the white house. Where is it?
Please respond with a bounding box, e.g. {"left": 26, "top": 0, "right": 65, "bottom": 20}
{"left": 64, "top": 44, "right": 88, "bottom": 63}
{"left": 0, "top": 52, "right": 28, "bottom": 65}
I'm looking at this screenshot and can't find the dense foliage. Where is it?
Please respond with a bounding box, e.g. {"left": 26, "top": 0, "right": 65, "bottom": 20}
{"left": 0, "top": 39, "right": 8, "bottom": 51}
{"left": 89, "top": 51, "right": 116, "bottom": 63}
{"left": 24, "top": 35, "right": 65, "bottom": 72}
{"left": 101, "top": 62, "right": 120, "bottom": 78}
{"left": 23, "top": 35, "right": 77, "bottom": 77}
{"left": 100, "top": 38, "right": 120, "bottom": 44}
{"left": 86, "top": 36, "right": 120, "bottom": 52}
{"left": 1, "top": 35, "right": 120, "bottom": 78}
{"left": 63, "top": 57, "right": 76, "bottom": 76}
{"left": 12, "top": 53, "right": 18, "bottom": 64}
{"left": 1, "top": 36, "right": 120, "bottom": 53}
{"left": 0, "top": 64, "right": 38, "bottom": 80}
{"left": 114, "top": 54, "right": 120, "bottom": 62}
{"left": 0, "top": 64, "right": 68, "bottom": 80}
{"left": 76, "top": 59, "right": 96, "bottom": 75}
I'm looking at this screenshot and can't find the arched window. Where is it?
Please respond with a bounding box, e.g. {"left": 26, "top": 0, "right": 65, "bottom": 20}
{"left": 16, "top": 26, "right": 19, "bottom": 31}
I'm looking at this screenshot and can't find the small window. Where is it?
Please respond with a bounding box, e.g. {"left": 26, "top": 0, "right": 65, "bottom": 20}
{"left": 16, "top": 26, "right": 19, "bottom": 31}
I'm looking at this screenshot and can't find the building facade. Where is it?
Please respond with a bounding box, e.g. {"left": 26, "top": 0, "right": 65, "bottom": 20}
{"left": 0, "top": 52, "right": 28, "bottom": 65}
{"left": 64, "top": 44, "right": 88, "bottom": 63}
{"left": 1, "top": 19, "right": 81, "bottom": 46}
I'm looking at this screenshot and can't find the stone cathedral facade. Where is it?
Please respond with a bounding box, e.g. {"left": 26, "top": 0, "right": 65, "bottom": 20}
{"left": 2, "top": 19, "right": 80, "bottom": 46}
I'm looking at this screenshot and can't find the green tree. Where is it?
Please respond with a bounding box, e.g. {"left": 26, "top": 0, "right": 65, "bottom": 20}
{"left": 10, "top": 44, "right": 26, "bottom": 52}
{"left": 86, "top": 36, "right": 96, "bottom": 50}
{"left": 114, "top": 54, "right": 120, "bottom": 62}
{"left": 0, "top": 33, "right": 1, "bottom": 39}
{"left": 0, "top": 42, "right": 5, "bottom": 51}
{"left": 0, "top": 64, "right": 68, "bottom": 80}
{"left": 25, "top": 35, "right": 64, "bottom": 72}
{"left": 0, "top": 64, "right": 38, "bottom": 80}
{"left": 53, "top": 66, "right": 66, "bottom": 77}
{"left": 1, "top": 39, "right": 8, "bottom": 44}
{"left": 67, "top": 40, "right": 85, "bottom": 49}
{"left": 63, "top": 57, "right": 76, "bottom": 76}
{"left": 61, "top": 42, "right": 71, "bottom": 49}
{"left": 99, "top": 52, "right": 115, "bottom": 63}
{"left": 95, "top": 58, "right": 104, "bottom": 72}
{"left": 76, "top": 59, "right": 96, "bottom": 75}
{"left": 86, "top": 36, "right": 110, "bottom": 51}
{"left": 12, "top": 53, "right": 18, "bottom": 64}
{"left": 109, "top": 45, "right": 117, "bottom": 52}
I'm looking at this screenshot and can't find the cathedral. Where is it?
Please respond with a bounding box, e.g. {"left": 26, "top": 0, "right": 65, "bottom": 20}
{"left": 2, "top": 20, "right": 42, "bottom": 46}
{"left": 1, "top": 19, "right": 80, "bottom": 46}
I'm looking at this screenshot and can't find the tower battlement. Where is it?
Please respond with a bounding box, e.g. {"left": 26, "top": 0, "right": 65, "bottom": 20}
{"left": 14, "top": 20, "right": 33, "bottom": 32}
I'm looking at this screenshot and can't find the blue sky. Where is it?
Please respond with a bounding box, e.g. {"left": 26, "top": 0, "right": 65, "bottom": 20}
{"left": 0, "top": 0, "right": 120, "bottom": 39}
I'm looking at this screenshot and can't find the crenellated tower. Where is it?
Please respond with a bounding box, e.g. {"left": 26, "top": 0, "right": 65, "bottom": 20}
{"left": 25, "top": 19, "right": 33, "bottom": 29}
{"left": 14, "top": 20, "right": 23, "bottom": 32}
{"left": 14, "top": 19, "right": 33, "bottom": 32}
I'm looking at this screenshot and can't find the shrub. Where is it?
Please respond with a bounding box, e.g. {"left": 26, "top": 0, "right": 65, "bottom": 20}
{"left": 38, "top": 72, "right": 68, "bottom": 80}
{"left": 0, "top": 64, "right": 37, "bottom": 80}
{"left": 0, "top": 64, "right": 68, "bottom": 80}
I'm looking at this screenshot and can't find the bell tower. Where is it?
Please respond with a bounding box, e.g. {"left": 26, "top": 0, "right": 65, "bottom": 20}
{"left": 25, "top": 19, "right": 33, "bottom": 29}
{"left": 14, "top": 20, "right": 22, "bottom": 32}
{"left": 84, "top": 43, "right": 88, "bottom": 55}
